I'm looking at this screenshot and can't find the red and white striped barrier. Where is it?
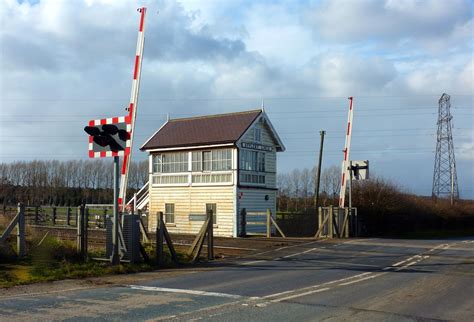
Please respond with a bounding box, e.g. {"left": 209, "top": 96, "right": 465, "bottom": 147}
{"left": 118, "top": 7, "right": 147, "bottom": 208}
{"left": 339, "top": 97, "right": 354, "bottom": 208}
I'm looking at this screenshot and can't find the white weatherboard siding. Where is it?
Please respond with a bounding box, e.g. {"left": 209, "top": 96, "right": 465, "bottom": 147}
{"left": 148, "top": 185, "right": 235, "bottom": 237}
{"left": 237, "top": 188, "right": 276, "bottom": 235}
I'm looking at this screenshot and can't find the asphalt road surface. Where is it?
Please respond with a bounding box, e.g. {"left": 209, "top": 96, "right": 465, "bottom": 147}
{"left": 1, "top": 237, "right": 473, "bottom": 321}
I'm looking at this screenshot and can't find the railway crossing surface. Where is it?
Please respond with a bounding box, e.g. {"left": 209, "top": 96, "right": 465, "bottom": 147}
{"left": 0, "top": 237, "right": 473, "bottom": 321}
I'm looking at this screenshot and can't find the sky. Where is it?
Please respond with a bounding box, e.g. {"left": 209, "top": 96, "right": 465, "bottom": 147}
{"left": 0, "top": 0, "right": 473, "bottom": 198}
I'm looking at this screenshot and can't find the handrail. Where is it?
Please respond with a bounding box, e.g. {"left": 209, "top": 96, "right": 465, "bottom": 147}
{"left": 126, "top": 181, "right": 149, "bottom": 206}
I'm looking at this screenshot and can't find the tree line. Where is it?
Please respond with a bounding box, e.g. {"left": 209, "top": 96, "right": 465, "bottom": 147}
{"left": 277, "top": 165, "right": 341, "bottom": 212}
{"left": 0, "top": 160, "right": 148, "bottom": 206}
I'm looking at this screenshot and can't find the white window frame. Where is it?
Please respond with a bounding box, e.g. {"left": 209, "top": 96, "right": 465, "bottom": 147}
{"left": 165, "top": 203, "right": 175, "bottom": 224}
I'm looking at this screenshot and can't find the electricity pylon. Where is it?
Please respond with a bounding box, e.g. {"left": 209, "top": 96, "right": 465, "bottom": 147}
{"left": 432, "top": 93, "right": 459, "bottom": 204}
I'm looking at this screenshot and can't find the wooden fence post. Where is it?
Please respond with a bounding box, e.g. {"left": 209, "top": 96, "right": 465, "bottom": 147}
{"left": 103, "top": 208, "right": 107, "bottom": 228}
{"left": 344, "top": 208, "right": 350, "bottom": 238}
{"left": 266, "top": 209, "right": 271, "bottom": 238}
{"left": 75, "top": 206, "right": 79, "bottom": 227}
{"left": 66, "top": 207, "right": 71, "bottom": 226}
{"left": 17, "top": 203, "right": 25, "bottom": 257}
{"left": 35, "top": 206, "right": 39, "bottom": 224}
{"left": 77, "top": 205, "right": 85, "bottom": 258}
{"left": 207, "top": 209, "right": 214, "bottom": 260}
{"left": 240, "top": 208, "right": 247, "bottom": 237}
{"left": 84, "top": 207, "right": 89, "bottom": 255}
{"left": 52, "top": 207, "right": 57, "bottom": 225}
{"left": 328, "top": 205, "right": 334, "bottom": 239}
{"left": 318, "top": 207, "right": 322, "bottom": 235}
{"left": 156, "top": 212, "right": 164, "bottom": 267}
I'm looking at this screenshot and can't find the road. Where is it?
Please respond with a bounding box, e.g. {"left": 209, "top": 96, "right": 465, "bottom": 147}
{"left": 0, "top": 237, "right": 473, "bottom": 321}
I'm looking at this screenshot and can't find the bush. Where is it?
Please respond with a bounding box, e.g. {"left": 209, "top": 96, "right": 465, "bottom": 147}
{"left": 352, "top": 178, "right": 474, "bottom": 236}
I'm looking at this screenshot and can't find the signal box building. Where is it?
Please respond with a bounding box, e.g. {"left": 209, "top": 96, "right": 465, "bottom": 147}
{"left": 140, "top": 109, "right": 285, "bottom": 237}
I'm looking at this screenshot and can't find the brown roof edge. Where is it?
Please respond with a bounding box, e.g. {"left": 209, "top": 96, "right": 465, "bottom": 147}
{"left": 140, "top": 109, "right": 263, "bottom": 151}
{"left": 167, "top": 109, "right": 262, "bottom": 122}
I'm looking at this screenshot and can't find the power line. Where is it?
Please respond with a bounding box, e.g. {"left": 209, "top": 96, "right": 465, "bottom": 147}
{"left": 1, "top": 94, "right": 473, "bottom": 102}
{"left": 0, "top": 106, "right": 471, "bottom": 118}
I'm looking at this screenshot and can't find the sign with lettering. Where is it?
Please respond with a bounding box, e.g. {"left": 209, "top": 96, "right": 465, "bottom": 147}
{"left": 189, "top": 214, "right": 207, "bottom": 221}
{"left": 241, "top": 142, "right": 273, "bottom": 152}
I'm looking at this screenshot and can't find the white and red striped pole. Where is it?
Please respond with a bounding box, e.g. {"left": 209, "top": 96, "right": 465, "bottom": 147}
{"left": 118, "top": 7, "right": 147, "bottom": 209}
{"left": 338, "top": 97, "right": 354, "bottom": 208}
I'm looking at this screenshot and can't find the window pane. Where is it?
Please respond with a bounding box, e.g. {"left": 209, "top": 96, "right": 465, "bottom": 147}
{"left": 165, "top": 203, "right": 175, "bottom": 223}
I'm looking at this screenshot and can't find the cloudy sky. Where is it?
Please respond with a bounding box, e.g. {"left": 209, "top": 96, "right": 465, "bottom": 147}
{"left": 1, "top": 0, "right": 473, "bottom": 197}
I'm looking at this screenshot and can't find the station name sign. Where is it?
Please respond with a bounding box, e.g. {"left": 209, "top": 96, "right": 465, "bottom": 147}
{"left": 241, "top": 142, "right": 273, "bottom": 152}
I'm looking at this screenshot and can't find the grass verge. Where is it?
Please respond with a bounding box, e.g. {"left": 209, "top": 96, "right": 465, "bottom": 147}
{"left": 0, "top": 236, "right": 189, "bottom": 288}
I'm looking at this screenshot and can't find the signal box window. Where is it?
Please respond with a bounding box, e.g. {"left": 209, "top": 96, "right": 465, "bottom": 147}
{"left": 254, "top": 128, "right": 261, "bottom": 142}
{"left": 165, "top": 203, "right": 175, "bottom": 223}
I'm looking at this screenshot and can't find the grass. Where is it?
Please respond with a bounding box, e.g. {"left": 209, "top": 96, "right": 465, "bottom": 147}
{"left": 0, "top": 235, "right": 189, "bottom": 288}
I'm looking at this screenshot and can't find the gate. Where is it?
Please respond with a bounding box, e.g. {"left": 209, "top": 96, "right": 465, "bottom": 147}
{"left": 315, "top": 206, "right": 357, "bottom": 238}
{"left": 239, "top": 208, "right": 286, "bottom": 238}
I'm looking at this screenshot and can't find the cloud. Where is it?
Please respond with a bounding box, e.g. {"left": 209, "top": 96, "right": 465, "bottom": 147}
{"left": 298, "top": 53, "right": 398, "bottom": 95}
{"left": 306, "top": 0, "right": 473, "bottom": 53}
{"left": 0, "top": 0, "right": 473, "bottom": 198}
{"left": 0, "top": 0, "right": 247, "bottom": 74}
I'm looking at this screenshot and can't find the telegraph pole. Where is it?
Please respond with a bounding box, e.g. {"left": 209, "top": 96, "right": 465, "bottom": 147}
{"left": 314, "top": 130, "right": 326, "bottom": 210}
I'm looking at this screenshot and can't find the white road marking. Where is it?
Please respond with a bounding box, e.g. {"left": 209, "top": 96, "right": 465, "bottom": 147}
{"left": 241, "top": 260, "right": 267, "bottom": 265}
{"left": 128, "top": 285, "right": 249, "bottom": 299}
{"left": 339, "top": 273, "right": 384, "bottom": 286}
{"left": 270, "top": 287, "right": 331, "bottom": 303}
{"left": 281, "top": 247, "right": 320, "bottom": 258}
{"left": 392, "top": 255, "right": 421, "bottom": 267}
{"left": 262, "top": 272, "right": 372, "bottom": 300}
{"left": 395, "top": 261, "right": 419, "bottom": 271}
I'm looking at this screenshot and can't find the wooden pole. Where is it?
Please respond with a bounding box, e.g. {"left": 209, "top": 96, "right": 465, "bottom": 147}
{"left": 17, "top": 203, "right": 25, "bottom": 257}
{"left": 328, "top": 205, "right": 334, "bottom": 239}
{"left": 207, "top": 209, "right": 214, "bottom": 260}
{"left": 240, "top": 208, "right": 247, "bottom": 237}
{"left": 35, "top": 206, "right": 39, "bottom": 224}
{"left": 77, "top": 205, "right": 84, "bottom": 256}
{"left": 266, "top": 209, "right": 271, "bottom": 238}
{"left": 156, "top": 212, "right": 164, "bottom": 267}
{"left": 314, "top": 130, "right": 325, "bottom": 212}
{"left": 66, "top": 207, "right": 71, "bottom": 226}
{"left": 52, "top": 207, "right": 57, "bottom": 225}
